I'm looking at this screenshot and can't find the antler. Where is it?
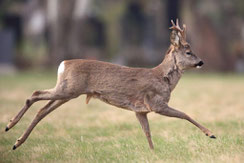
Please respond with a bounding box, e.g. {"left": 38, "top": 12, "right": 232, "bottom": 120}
{"left": 169, "top": 19, "right": 187, "bottom": 43}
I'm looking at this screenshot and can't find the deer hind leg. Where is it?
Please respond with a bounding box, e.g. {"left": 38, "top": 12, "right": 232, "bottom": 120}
{"left": 12, "top": 99, "right": 69, "bottom": 150}
{"left": 5, "top": 80, "right": 77, "bottom": 132}
{"left": 135, "top": 113, "right": 154, "bottom": 149}
{"left": 155, "top": 104, "right": 216, "bottom": 139}
{"left": 5, "top": 88, "right": 62, "bottom": 132}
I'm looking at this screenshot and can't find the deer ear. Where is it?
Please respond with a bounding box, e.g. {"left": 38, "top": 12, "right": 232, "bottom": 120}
{"left": 170, "top": 30, "right": 180, "bottom": 47}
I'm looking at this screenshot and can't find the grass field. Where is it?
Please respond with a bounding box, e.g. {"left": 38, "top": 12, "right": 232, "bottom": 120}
{"left": 0, "top": 71, "right": 244, "bottom": 162}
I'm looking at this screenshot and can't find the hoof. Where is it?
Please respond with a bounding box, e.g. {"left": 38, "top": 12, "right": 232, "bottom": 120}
{"left": 210, "top": 135, "right": 216, "bottom": 139}
{"left": 12, "top": 145, "right": 16, "bottom": 150}
{"left": 5, "top": 127, "right": 9, "bottom": 132}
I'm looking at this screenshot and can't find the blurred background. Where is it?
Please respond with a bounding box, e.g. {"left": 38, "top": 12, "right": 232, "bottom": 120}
{"left": 1, "top": 0, "right": 244, "bottom": 73}
{"left": 1, "top": 1, "right": 244, "bottom": 161}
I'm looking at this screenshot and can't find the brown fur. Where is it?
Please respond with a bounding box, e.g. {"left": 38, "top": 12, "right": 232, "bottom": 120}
{"left": 6, "top": 20, "right": 215, "bottom": 150}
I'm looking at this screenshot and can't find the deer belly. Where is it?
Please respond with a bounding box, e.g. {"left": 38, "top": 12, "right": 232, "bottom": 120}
{"left": 88, "top": 92, "right": 149, "bottom": 112}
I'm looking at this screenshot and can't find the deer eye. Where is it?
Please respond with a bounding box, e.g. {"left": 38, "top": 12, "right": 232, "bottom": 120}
{"left": 186, "top": 52, "right": 192, "bottom": 55}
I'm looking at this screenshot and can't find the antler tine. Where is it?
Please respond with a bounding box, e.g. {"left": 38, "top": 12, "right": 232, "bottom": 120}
{"left": 170, "top": 19, "right": 187, "bottom": 39}
{"left": 170, "top": 19, "right": 182, "bottom": 32}
{"left": 176, "top": 19, "right": 183, "bottom": 32}
{"left": 176, "top": 19, "right": 179, "bottom": 28}
{"left": 169, "top": 20, "right": 178, "bottom": 30}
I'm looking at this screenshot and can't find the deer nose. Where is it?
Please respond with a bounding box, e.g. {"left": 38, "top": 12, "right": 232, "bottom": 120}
{"left": 195, "top": 61, "right": 204, "bottom": 68}
{"left": 197, "top": 61, "right": 204, "bottom": 66}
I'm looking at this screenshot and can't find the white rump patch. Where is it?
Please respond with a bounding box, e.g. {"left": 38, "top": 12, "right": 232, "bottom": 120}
{"left": 58, "top": 61, "right": 65, "bottom": 74}
{"left": 196, "top": 65, "right": 201, "bottom": 69}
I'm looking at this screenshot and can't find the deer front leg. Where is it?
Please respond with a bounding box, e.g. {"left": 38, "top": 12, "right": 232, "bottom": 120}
{"left": 13, "top": 99, "right": 69, "bottom": 150}
{"left": 135, "top": 112, "right": 154, "bottom": 149}
{"left": 154, "top": 103, "right": 216, "bottom": 139}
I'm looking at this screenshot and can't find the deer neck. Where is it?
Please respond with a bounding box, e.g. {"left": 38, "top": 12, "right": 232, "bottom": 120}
{"left": 154, "top": 46, "right": 183, "bottom": 91}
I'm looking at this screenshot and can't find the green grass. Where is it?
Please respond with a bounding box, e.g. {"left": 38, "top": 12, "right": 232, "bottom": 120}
{"left": 0, "top": 71, "right": 244, "bottom": 162}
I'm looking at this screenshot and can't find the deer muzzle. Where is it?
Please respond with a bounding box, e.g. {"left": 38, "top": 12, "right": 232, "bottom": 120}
{"left": 195, "top": 61, "right": 204, "bottom": 68}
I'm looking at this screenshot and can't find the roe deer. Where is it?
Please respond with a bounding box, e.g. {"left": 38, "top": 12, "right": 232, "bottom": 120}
{"left": 5, "top": 19, "right": 215, "bottom": 150}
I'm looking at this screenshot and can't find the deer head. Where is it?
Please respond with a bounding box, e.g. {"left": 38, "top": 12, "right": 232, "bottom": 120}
{"left": 169, "top": 19, "right": 203, "bottom": 70}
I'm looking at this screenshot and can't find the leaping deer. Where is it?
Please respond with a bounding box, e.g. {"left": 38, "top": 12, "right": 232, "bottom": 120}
{"left": 5, "top": 19, "right": 216, "bottom": 150}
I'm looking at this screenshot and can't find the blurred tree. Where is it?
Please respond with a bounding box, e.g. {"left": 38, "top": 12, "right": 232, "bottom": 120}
{"left": 121, "top": 1, "right": 146, "bottom": 46}
{"left": 166, "top": 0, "right": 179, "bottom": 26}
{"left": 46, "top": 0, "right": 106, "bottom": 65}
{"left": 119, "top": 1, "right": 147, "bottom": 66}
{"left": 46, "top": 0, "right": 76, "bottom": 65}
{"left": 0, "top": 0, "right": 25, "bottom": 70}
{"left": 118, "top": 0, "right": 168, "bottom": 67}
